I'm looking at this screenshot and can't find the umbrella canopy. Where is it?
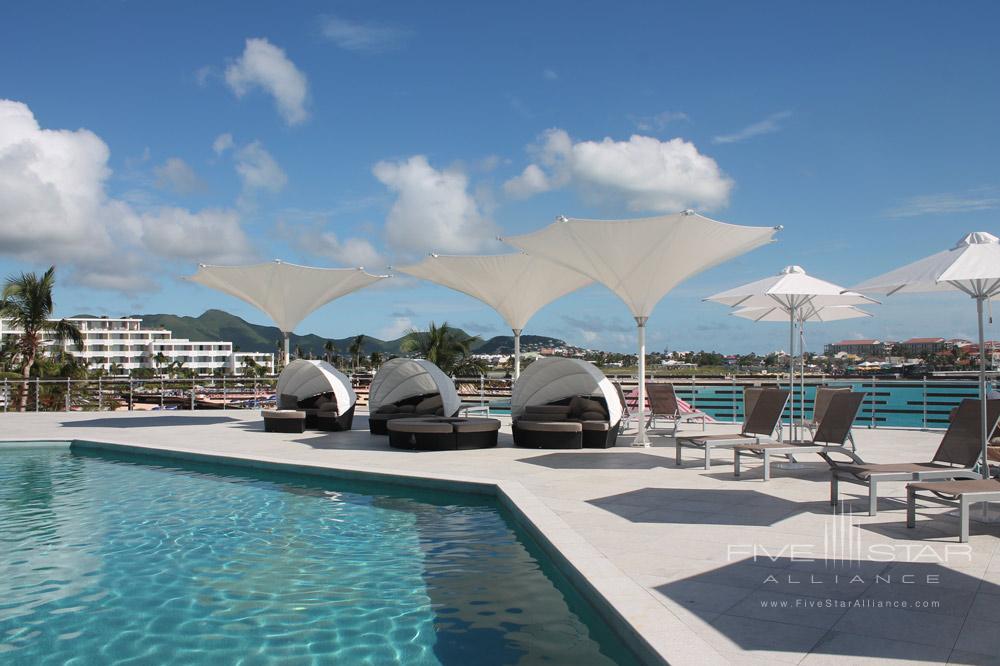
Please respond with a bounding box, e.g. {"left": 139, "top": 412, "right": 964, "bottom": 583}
{"left": 708, "top": 265, "right": 877, "bottom": 310}
{"left": 396, "top": 253, "right": 591, "bottom": 379}
{"left": 504, "top": 210, "right": 779, "bottom": 445}
{"left": 276, "top": 359, "right": 356, "bottom": 411}
{"left": 368, "top": 357, "right": 461, "bottom": 417}
{"left": 732, "top": 304, "right": 873, "bottom": 323}
{"left": 853, "top": 231, "right": 1000, "bottom": 478}
{"left": 511, "top": 357, "right": 623, "bottom": 426}
{"left": 188, "top": 261, "right": 387, "bottom": 364}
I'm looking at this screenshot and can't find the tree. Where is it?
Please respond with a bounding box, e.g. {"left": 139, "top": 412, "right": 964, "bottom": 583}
{"left": 349, "top": 335, "right": 365, "bottom": 370}
{"left": 400, "top": 322, "right": 481, "bottom": 374}
{"left": 153, "top": 352, "right": 169, "bottom": 375}
{"left": 0, "top": 267, "right": 83, "bottom": 411}
{"left": 324, "top": 339, "right": 337, "bottom": 363}
{"left": 369, "top": 351, "right": 383, "bottom": 369}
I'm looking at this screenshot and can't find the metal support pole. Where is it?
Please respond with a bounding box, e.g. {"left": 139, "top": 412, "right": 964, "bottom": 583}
{"left": 222, "top": 375, "right": 227, "bottom": 410}
{"left": 65, "top": 377, "right": 70, "bottom": 412}
{"left": 922, "top": 375, "right": 928, "bottom": 430}
{"left": 731, "top": 375, "right": 737, "bottom": 424}
{"left": 35, "top": 377, "right": 39, "bottom": 412}
{"left": 634, "top": 317, "right": 649, "bottom": 447}
{"left": 789, "top": 307, "right": 796, "bottom": 440}
{"left": 129, "top": 378, "right": 133, "bottom": 411}
{"left": 978, "top": 296, "right": 989, "bottom": 478}
{"left": 870, "top": 376, "right": 877, "bottom": 429}
{"left": 98, "top": 375, "right": 103, "bottom": 411}
{"left": 3, "top": 378, "right": 6, "bottom": 413}
{"left": 479, "top": 374, "right": 485, "bottom": 407}
{"left": 190, "top": 386, "right": 195, "bottom": 411}
{"left": 160, "top": 377, "right": 164, "bottom": 409}
{"left": 512, "top": 328, "right": 522, "bottom": 380}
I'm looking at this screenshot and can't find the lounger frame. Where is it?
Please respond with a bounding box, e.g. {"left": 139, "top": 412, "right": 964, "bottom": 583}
{"left": 675, "top": 389, "right": 788, "bottom": 470}
{"left": 907, "top": 484, "right": 1000, "bottom": 542}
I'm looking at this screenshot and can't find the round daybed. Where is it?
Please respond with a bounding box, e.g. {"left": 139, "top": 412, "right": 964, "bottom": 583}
{"left": 511, "top": 357, "right": 623, "bottom": 449}
{"left": 274, "top": 360, "right": 357, "bottom": 431}
{"left": 367, "top": 358, "right": 461, "bottom": 435}
{"left": 387, "top": 417, "right": 501, "bottom": 451}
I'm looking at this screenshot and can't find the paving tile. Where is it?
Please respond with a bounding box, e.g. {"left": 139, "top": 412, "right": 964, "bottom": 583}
{"left": 833, "top": 605, "right": 965, "bottom": 648}
{"left": 803, "top": 631, "right": 952, "bottom": 664}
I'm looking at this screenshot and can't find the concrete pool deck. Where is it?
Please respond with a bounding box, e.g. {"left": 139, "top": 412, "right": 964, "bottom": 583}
{"left": 3, "top": 410, "right": 1000, "bottom": 665}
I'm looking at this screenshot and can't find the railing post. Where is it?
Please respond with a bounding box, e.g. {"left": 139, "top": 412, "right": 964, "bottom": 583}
{"left": 190, "top": 386, "right": 195, "bottom": 411}
{"left": 222, "top": 375, "right": 227, "bottom": 410}
{"left": 2, "top": 377, "right": 6, "bottom": 413}
{"left": 731, "top": 375, "right": 737, "bottom": 423}
{"left": 160, "top": 377, "right": 164, "bottom": 409}
{"left": 922, "top": 375, "right": 928, "bottom": 430}
{"left": 98, "top": 375, "right": 103, "bottom": 411}
{"left": 870, "top": 376, "right": 877, "bottom": 429}
{"left": 480, "top": 374, "right": 485, "bottom": 407}
{"left": 35, "top": 377, "right": 39, "bottom": 412}
{"left": 129, "top": 378, "right": 133, "bottom": 411}
{"left": 691, "top": 371, "right": 696, "bottom": 410}
{"left": 65, "top": 377, "right": 70, "bottom": 412}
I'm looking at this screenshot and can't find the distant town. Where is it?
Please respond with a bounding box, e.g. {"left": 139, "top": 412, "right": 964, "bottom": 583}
{"left": 2, "top": 311, "right": 996, "bottom": 379}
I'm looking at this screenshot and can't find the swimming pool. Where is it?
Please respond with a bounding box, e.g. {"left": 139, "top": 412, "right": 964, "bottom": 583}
{"left": 0, "top": 445, "right": 636, "bottom": 665}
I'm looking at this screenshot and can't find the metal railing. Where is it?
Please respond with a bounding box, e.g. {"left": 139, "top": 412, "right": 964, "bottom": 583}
{"left": 1, "top": 373, "right": 995, "bottom": 430}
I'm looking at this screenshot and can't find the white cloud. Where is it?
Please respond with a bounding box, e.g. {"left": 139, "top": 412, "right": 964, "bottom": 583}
{"left": 503, "top": 128, "right": 732, "bottom": 212}
{"left": 224, "top": 38, "right": 309, "bottom": 125}
{"left": 373, "top": 155, "right": 499, "bottom": 256}
{"left": 235, "top": 141, "right": 286, "bottom": 193}
{"left": 886, "top": 188, "right": 1000, "bottom": 218}
{"left": 0, "top": 99, "right": 255, "bottom": 292}
{"left": 212, "top": 133, "right": 234, "bottom": 155}
{"left": 310, "top": 231, "right": 384, "bottom": 268}
{"left": 542, "top": 68, "right": 558, "bottom": 80}
{"left": 320, "top": 15, "right": 409, "bottom": 53}
{"left": 378, "top": 316, "right": 413, "bottom": 340}
{"left": 153, "top": 157, "right": 205, "bottom": 194}
{"left": 712, "top": 110, "right": 792, "bottom": 144}
{"left": 630, "top": 111, "right": 689, "bottom": 132}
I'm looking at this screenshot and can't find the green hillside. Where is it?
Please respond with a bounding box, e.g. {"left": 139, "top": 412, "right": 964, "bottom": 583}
{"left": 132, "top": 310, "right": 567, "bottom": 357}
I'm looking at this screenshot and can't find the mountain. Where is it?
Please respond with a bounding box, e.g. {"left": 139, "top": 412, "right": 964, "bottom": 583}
{"left": 131, "top": 310, "right": 568, "bottom": 357}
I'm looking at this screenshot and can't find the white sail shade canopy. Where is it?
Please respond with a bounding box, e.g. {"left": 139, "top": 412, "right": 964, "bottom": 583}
{"left": 368, "top": 358, "right": 461, "bottom": 417}
{"left": 853, "top": 232, "right": 1000, "bottom": 478}
{"left": 504, "top": 211, "right": 779, "bottom": 445}
{"left": 188, "top": 261, "right": 387, "bottom": 363}
{"left": 708, "top": 266, "right": 876, "bottom": 439}
{"left": 396, "top": 253, "right": 592, "bottom": 379}
{"left": 511, "top": 357, "right": 623, "bottom": 426}
{"left": 276, "top": 360, "right": 356, "bottom": 410}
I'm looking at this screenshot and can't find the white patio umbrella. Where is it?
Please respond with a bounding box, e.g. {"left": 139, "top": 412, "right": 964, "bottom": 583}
{"left": 188, "top": 261, "right": 387, "bottom": 366}
{"left": 853, "top": 232, "right": 1000, "bottom": 478}
{"left": 708, "top": 266, "right": 878, "bottom": 438}
{"left": 396, "top": 253, "right": 591, "bottom": 379}
{"left": 504, "top": 211, "right": 780, "bottom": 446}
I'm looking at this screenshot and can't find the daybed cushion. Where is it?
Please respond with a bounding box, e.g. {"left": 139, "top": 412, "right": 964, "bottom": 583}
{"left": 453, "top": 419, "right": 501, "bottom": 433}
{"left": 580, "top": 410, "right": 607, "bottom": 421}
{"left": 522, "top": 405, "right": 572, "bottom": 420}
{"left": 278, "top": 394, "right": 299, "bottom": 410}
{"left": 516, "top": 421, "right": 582, "bottom": 433}
{"left": 262, "top": 409, "right": 305, "bottom": 419}
{"left": 415, "top": 395, "right": 444, "bottom": 414}
{"left": 570, "top": 396, "right": 607, "bottom": 418}
{"left": 387, "top": 418, "right": 454, "bottom": 435}
{"left": 580, "top": 420, "right": 610, "bottom": 432}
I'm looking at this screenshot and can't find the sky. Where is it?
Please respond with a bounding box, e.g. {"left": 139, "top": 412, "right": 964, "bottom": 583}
{"left": 1, "top": 0, "right": 999, "bottom": 353}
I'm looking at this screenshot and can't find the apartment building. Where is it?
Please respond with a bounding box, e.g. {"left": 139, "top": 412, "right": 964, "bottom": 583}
{"left": 0, "top": 317, "right": 273, "bottom": 375}
{"left": 823, "top": 339, "right": 893, "bottom": 358}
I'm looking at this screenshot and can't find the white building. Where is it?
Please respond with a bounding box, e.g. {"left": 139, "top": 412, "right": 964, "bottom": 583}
{"left": 0, "top": 316, "right": 273, "bottom": 375}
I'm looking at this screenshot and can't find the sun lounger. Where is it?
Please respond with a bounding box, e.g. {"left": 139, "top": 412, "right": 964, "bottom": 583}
{"left": 733, "top": 392, "right": 866, "bottom": 480}
{"left": 805, "top": 386, "right": 855, "bottom": 449}
{"left": 831, "top": 398, "right": 1000, "bottom": 516}
{"left": 906, "top": 478, "right": 1000, "bottom": 542}
{"left": 675, "top": 388, "right": 789, "bottom": 469}
{"left": 645, "top": 382, "right": 711, "bottom": 436}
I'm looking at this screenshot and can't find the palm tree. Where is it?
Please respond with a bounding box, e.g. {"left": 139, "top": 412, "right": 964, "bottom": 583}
{"left": 399, "top": 322, "right": 481, "bottom": 374}
{"left": 348, "top": 335, "right": 365, "bottom": 371}
{"left": 152, "top": 352, "right": 168, "bottom": 375}
{"left": 324, "top": 339, "right": 337, "bottom": 363}
{"left": 369, "top": 351, "right": 383, "bottom": 369}
{"left": 0, "top": 267, "right": 83, "bottom": 411}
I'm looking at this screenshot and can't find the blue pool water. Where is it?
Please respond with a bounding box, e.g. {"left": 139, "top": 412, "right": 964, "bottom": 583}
{"left": 0, "top": 445, "right": 636, "bottom": 665}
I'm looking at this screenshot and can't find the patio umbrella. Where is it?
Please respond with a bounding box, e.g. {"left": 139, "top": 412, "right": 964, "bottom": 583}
{"left": 707, "top": 266, "right": 877, "bottom": 439}
{"left": 188, "top": 261, "right": 388, "bottom": 366}
{"left": 504, "top": 211, "right": 780, "bottom": 446}
{"left": 853, "top": 232, "right": 1000, "bottom": 478}
{"left": 396, "top": 253, "right": 591, "bottom": 379}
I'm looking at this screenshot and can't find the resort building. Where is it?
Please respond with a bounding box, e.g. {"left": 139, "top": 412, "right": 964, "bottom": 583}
{"left": 898, "top": 336, "right": 947, "bottom": 355}
{"left": 0, "top": 316, "right": 273, "bottom": 375}
{"left": 823, "top": 339, "right": 893, "bottom": 358}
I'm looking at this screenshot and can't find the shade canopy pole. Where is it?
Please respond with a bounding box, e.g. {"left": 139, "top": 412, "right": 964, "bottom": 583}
{"left": 978, "top": 296, "right": 990, "bottom": 479}
{"left": 283, "top": 332, "right": 291, "bottom": 368}
{"left": 634, "top": 316, "right": 649, "bottom": 447}
{"left": 512, "top": 328, "right": 522, "bottom": 380}
{"left": 789, "top": 305, "right": 796, "bottom": 441}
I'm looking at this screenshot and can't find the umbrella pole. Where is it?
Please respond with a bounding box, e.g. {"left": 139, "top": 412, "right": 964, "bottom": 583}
{"left": 283, "top": 332, "right": 290, "bottom": 369}
{"left": 789, "top": 307, "right": 796, "bottom": 441}
{"left": 978, "top": 296, "right": 990, "bottom": 479}
{"left": 634, "top": 317, "right": 649, "bottom": 447}
{"left": 512, "top": 329, "right": 522, "bottom": 381}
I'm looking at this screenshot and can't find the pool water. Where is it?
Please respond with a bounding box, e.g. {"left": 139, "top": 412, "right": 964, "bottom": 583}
{"left": 0, "top": 446, "right": 636, "bottom": 665}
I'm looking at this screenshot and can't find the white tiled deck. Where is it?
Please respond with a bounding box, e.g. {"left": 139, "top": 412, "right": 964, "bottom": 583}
{"left": 3, "top": 410, "right": 1000, "bottom": 665}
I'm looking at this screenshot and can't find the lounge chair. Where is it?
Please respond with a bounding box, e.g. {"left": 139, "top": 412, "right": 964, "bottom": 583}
{"left": 831, "top": 398, "right": 1000, "bottom": 516}
{"left": 906, "top": 479, "right": 1000, "bottom": 542}
{"left": 805, "top": 386, "right": 855, "bottom": 450}
{"left": 732, "top": 392, "right": 866, "bottom": 480}
{"left": 645, "top": 382, "right": 711, "bottom": 436}
{"left": 613, "top": 381, "right": 631, "bottom": 430}
{"left": 675, "top": 388, "right": 789, "bottom": 469}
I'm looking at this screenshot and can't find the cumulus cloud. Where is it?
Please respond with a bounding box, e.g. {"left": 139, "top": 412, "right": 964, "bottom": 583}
{"left": 153, "top": 157, "right": 205, "bottom": 194}
{"left": 320, "top": 15, "right": 409, "bottom": 53}
{"left": 234, "top": 141, "right": 287, "bottom": 193}
{"left": 224, "top": 38, "right": 309, "bottom": 125}
{"left": 504, "top": 128, "right": 732, "bottom": 212}
{"left": 373, "top": 155, "right": 499, "bottom": 256}
{"left": 712, "top": 110, "right": 792, "bottom": 144}
{"left": 212, "top": 133, "right": 234, "bottom": 155}
{"left": 378, "top": 315, "right": 413, "bottom": 340}
{"left": 308, "top": 231, "right": 384, "bottom": 268}
{"left": 0, "top": 99, "right": 255, "bottom": 292}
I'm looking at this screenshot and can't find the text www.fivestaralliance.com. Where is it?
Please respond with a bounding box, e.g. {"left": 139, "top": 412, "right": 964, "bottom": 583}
{"left": 761, "top": 599, "right": 941, "bottom": 609}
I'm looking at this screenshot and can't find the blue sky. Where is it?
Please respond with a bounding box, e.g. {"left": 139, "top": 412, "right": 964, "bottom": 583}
{"left": 1, "top": 1, "right": 999, "bottom": 352}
